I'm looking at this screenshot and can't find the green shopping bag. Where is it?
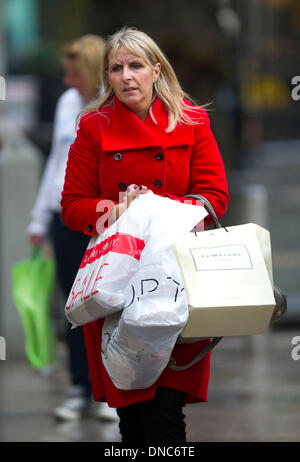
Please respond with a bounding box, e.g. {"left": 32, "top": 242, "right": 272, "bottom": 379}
{"left": 11, "top": 248, "right": 57, "bottom": 369}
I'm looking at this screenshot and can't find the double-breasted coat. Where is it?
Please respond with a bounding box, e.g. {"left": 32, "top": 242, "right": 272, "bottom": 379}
{"left": 61, "top": 96, "right": 229, "bottom": 408}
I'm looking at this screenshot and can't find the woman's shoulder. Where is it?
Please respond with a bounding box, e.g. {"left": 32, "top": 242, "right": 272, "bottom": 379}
{"left": 78, "top": 110, "right": 100, "bottom": 126}
{"left": 75, "top": 103, "right": 116, "bottom": 145}
{"left": 78, "top": 102, "right": 114, "bottom": 129}
{"left": 182, "top": 97, "right": 210, "bottom": 125}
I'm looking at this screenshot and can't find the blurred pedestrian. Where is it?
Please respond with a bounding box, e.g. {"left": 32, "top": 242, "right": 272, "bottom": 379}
{"left": 27, "top": 35, "right": 118, "bottom": 422}
{"left": 61, "top": 27, "right": 228, "bottom": 441}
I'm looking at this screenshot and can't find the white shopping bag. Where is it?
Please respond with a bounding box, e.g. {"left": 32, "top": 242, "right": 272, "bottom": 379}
{"left": 100, "top": 193, "right": 208, "bottom": 390}
{"left": 102, "top": 244, "right": 187, "bottom": 390}
{"left": 172, "top": 223, "right": 276, "bottom": 338}
{"left": 65, "top": 192, "right": 207, "bottom": 390}
{"left": 65, "top": 207, "right": 145, "bottom": 327}
{"left": 65, "top": 193, "right": 207, "bottom": 329}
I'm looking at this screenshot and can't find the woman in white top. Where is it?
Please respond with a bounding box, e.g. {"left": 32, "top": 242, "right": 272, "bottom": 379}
{"left": 28, "top": 35, "right": 117, "bottom": 422}
{"left": 28, "top": 35, "right": 104, "bottom": 240}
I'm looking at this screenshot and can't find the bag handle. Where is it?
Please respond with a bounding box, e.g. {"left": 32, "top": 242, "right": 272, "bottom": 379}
{"left": 168, "top": 194, "right": 224, "bottom": 371}
{"left": 31, "top": 247, "right": 42, "bottom": 260}
{"left": 168, "top": 337, "right": 222, "bottom": 371}
{"left": 184, "top": 194, "right": 224, "bottom": 229}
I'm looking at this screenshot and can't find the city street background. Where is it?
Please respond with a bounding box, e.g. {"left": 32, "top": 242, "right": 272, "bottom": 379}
{"left": 0, "top": 0, "right": 299, "bottom": 442}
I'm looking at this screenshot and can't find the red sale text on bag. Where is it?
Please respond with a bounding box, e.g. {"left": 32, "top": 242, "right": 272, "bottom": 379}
{"left": 66, "top": 263, "right": 109, "bottom": 310}
{"left": 66, "top": 232, "right": 145, "bottom": 310}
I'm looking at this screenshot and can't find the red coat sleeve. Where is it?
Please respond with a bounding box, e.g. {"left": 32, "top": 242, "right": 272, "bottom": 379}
{"left": 165, "top": 109, "right": 229, "bottom": 224}
{"left": 61, "top": 113, "right": 113, "bottom": 236}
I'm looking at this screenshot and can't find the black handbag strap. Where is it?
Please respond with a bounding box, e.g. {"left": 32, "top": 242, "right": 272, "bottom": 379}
{"left": 168, "top": 337, "right": 223, "bottom": 371}
{"left": 184, "top": 194, "right": 223, "bottom": 229}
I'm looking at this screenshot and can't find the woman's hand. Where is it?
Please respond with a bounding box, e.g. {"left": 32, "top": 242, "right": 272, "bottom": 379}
{"left": 126, "top": 184, "right": 149, "bottom": 206}
{"left": 28, "top": 233, "right": 44, "bottom": 248}
{"left": 114, "top": 184, "right": 151, "bottom": 219}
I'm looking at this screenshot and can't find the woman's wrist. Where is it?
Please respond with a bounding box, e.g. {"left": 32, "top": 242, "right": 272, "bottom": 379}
{"left": 113, "top": 184, "right": 150, "bottom": 222}
{"left": 114, "top": 202, "right": 127, "bottom": 221}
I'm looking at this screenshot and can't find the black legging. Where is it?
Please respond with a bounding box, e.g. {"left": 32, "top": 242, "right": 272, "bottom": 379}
{"left": 116, "top": 387, "right": 187, "bottom": 442}
{"left": 50, "top": 212, "right": 91, "bottom": 397}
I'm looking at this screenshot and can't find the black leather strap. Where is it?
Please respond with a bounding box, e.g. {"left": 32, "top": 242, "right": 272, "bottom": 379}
{"left": 184, "top": 194, "right": 223, "bottom": 229}
{"left": 168, "top": 337, "right": 222, "bottom": 371}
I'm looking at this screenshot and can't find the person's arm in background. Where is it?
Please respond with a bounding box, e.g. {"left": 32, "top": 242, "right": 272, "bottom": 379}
{"left": 27, "top": 94, "right": 67, "bottom": 245}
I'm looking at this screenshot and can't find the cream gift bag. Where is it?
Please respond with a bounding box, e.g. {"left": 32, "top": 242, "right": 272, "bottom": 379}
{"left": 172, "top": 223, "right": 276, "bottom": 338}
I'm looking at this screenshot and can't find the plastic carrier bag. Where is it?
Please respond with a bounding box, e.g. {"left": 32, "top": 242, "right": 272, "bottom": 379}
{"left": 11, "top": 248, "right": 57, "bottom": 369}
{"left": 65, "top": 193, "right": 207, "bottom": 390}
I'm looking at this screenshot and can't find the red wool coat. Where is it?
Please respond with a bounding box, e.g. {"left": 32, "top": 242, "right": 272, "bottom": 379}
{"left": 61, "top": 96, "right": 229, "bottom": 408}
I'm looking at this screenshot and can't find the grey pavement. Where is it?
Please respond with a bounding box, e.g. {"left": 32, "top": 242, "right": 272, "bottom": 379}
{"left": 1, "top": 325, "right": 300, "bottom": 442}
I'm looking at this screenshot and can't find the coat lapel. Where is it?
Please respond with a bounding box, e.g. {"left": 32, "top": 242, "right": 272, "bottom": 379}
{"left": 99, "top": 97, "right": 194, "bottom": 152}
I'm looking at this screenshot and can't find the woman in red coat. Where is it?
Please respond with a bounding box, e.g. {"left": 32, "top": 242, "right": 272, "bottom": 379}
{"left": 61, "top": 27, "right": 229, "bottom": 442}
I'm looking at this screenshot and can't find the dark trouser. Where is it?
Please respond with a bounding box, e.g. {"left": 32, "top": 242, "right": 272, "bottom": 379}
{"left": 116, "top": 387, "right": 187, "bottom": 443}
{"left": 50, "top": 212, "right": 91, "bottom": 398}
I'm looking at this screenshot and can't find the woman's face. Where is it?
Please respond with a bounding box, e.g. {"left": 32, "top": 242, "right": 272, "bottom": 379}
{"left": 107, "top": 46, "right": 160, "bottom": 120}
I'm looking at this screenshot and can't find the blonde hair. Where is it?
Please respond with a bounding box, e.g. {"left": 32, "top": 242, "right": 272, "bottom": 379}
{"left": 80, "top": 27, "right": 204, "bottom": 132}
{"left": 62, "top": 34, "right": 106, "bottom": 100}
